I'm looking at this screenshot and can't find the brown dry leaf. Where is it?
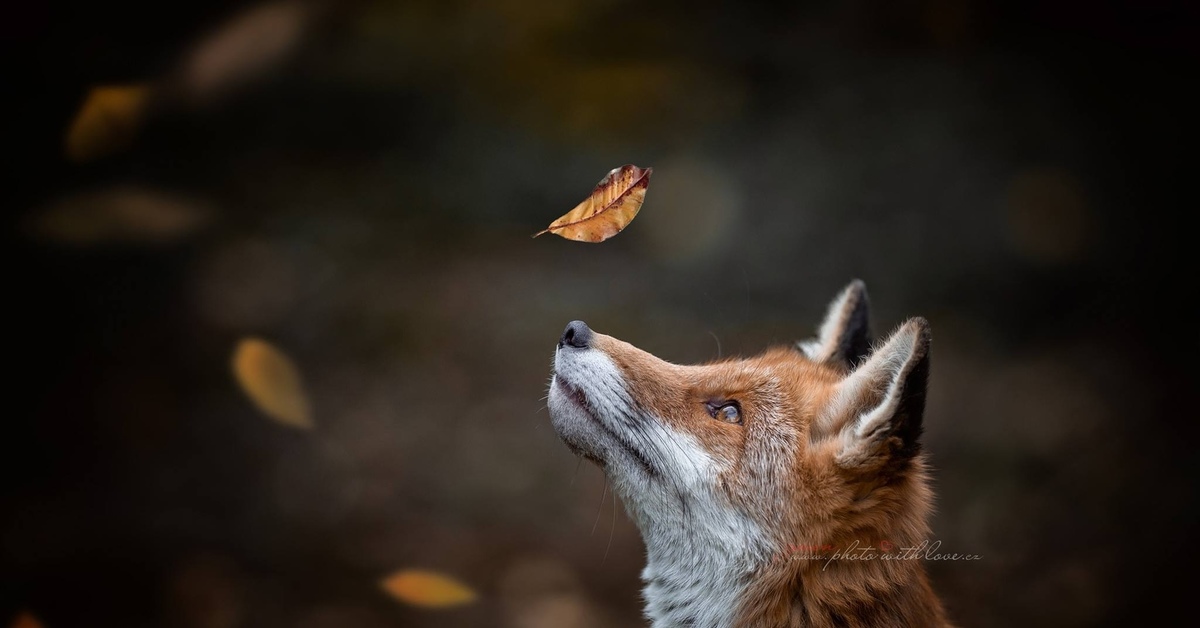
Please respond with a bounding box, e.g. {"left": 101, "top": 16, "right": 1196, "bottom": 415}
{"left": 65, "top": 84, "right": 152, "bottom": 162}
{"left": 232, "top": 338, "right": 313, "bottom": 430}
{"left": 182, "top": 1, "right": 309, "bottom": 105}
{"left": 535, "top": 165, "right": 652, "bottom": 242}
{"left": 380, "top": 569, "right": 478, "bottom": 609}
{"left": 9, "top": 611, "right": 44, "bottom": 628}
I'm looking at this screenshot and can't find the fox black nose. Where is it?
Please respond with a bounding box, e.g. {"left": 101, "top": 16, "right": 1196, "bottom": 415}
{"left": 560, "top": 320, "right": 593, "bottom": 349}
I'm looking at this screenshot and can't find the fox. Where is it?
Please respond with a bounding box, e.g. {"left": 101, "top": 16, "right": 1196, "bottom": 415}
{"left": 546, "top": 280, "right": 952, "bottom": 627}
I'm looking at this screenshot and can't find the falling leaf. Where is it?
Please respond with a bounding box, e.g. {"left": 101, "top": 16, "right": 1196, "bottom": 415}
{"left": 535, "top": 164, "right": 652, "bottom": 242}
{"left": 29, "top": 186, "right": 210, "bottom": 245}
{"left": 65, "top": 84, "right": 152, "bottom": 162}
{"left": 232, "top": 338, "right": 313, "bottom": 429}
{"left": 181, "top": 1, "right": 309, "bottom": 105}
{"left": 381, "top": 569, "right": 477, "bottom": 609}
{"left": 9, "top": 612, "right": 44, "bottom": 628}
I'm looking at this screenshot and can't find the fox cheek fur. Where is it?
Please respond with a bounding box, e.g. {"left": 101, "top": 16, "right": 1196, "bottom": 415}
{"left": 547, "top": 281, "right": 952, "bottom": 628}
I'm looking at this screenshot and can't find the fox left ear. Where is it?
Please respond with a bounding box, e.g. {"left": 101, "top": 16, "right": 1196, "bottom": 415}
{"left": 832, "top": 318, "right": 930, "bottom": 468}
{"left": 799, "top": 280, "right": 871, "bottom": 369}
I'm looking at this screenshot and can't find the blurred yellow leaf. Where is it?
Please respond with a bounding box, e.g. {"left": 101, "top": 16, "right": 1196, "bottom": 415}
{"left": 30, "top": 186, "right": 209, "bottom": 245}
{"left": 380, "top": 569, "right": 477, "bottom": 608}
{"left": 232, "top": 338, "right": 313, "bottom": 429}
{"left": 535, "top": 165, "right": 651, "bottom": 242}
{"left": 65, "top": 84, "right": 151, "bottom": 162}
{"left": 9, "top": 611, "right": 44, "bottom": 628}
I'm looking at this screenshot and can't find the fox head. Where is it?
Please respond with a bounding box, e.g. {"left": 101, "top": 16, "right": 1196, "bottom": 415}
{"left": 547, "top": 280, "right": 942, "bottom": 626}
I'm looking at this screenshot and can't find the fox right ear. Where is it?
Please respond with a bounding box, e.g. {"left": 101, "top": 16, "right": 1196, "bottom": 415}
{"left": 830, "top": 318, "right": 931, "bottom": 469}
{"left": 798, "top": 280, "right": 871, "bottom": 369}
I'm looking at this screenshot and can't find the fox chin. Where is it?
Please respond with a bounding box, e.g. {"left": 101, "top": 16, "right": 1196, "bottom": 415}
{"left": 547, "top": 280, "right": 953, "bottom": 628}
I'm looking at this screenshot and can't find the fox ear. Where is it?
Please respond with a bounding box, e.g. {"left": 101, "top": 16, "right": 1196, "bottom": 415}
{"left": 833, "top": 318, "right": 930, "bottom": 468}
{"left": 799, "top": 280, "right": 871, "bottom": 369}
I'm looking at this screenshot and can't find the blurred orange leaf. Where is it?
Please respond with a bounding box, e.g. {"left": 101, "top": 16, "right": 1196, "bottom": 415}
{"left": 9, "top": 611, "right": 44, "bottom": 628}
{"left": 30, "top": 186, "right": 210, "bottom": 245}
{"left": 65, "top": 85, "right": 151, "bottom": 162}
{"left": 232, "top": 338, "right": 313, "bottom": 429}
{"left": 535, "top": 164, "right": 651, "bottom": 242}
{"left": 380, "top": 569, "right": 477, "bottom": 608}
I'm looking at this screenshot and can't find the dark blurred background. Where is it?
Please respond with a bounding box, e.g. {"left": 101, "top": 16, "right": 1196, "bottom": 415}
{"left": 4, "top": 0, "right": 1197, "bottom": 626}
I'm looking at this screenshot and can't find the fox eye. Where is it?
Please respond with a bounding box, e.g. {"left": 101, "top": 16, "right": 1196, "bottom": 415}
{"left": 706, "top": 400, "right": 742, "bottom": 425}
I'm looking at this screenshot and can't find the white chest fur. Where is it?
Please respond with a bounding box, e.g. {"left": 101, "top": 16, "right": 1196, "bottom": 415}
{"left": 626, "top": 481, "right": 772, "bottom": 627}
{"left": 641, "top": 552, "right": 756, "bottom": 627}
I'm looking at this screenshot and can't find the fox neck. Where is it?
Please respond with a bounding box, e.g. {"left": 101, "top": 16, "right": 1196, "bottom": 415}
{"left": 630, "top": 490, "right": 773, "bottom": 628}
{"left": 732, "top": 538, "right": 949, "bottom": 627}
{"left": 737, "top": 472, "right": 948, "bottom": 626}
{"left": 638, "top": 526, "right": 946, "bottom": 628}
{"left": 629, "top": 475, "right": 948, "bottom": 627}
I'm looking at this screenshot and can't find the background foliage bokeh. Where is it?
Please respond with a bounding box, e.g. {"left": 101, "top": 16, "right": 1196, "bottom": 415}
{"left": 5, "top": 0, "right": 1195, "bottom": 626}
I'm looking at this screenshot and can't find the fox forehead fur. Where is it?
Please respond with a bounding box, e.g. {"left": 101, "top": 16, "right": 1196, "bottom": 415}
{"left": 547, "top": 280, "right": 952, "bottom": 628}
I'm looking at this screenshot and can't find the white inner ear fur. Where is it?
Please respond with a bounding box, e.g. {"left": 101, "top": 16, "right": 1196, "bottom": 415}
{"left": 800, "top": 280, "right": 863, "bottom": 363}
{"left": 821, "top": 321, "right": 920, "bottom": 450}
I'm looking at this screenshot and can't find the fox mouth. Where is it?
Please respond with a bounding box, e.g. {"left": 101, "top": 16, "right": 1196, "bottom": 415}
{"left": 555, "top": 375, "right": 590, "bottom": 410}
{"left": 552, "top": 375, "right": 659, "bottom": 477}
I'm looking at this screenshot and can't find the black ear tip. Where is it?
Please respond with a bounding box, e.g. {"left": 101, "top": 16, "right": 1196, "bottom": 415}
{"left": 843, "top": 281, "right": 870, "bottom": 320}
{"left": 908, "top": 317, "right": 932, "bottom": 348}
{"left": 894, "top": 320, "right": 932, "bottom": 456}
{"left": 835, "top": 280, "right": 872, "bottom": 369}
{"left": 844, "top": 279, "right": 868, "bottom": 304}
